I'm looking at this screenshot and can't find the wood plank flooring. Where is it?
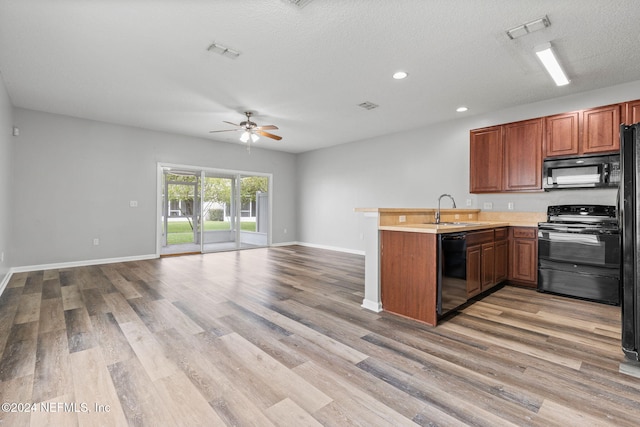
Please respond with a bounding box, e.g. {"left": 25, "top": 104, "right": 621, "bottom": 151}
{"left": 0, "top": 245, "right": 638, "bottom": 426}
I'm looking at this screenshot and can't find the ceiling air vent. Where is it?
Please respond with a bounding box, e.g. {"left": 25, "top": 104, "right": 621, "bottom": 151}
{"left": 286, "top": 0, "right": 314, "bottom": 8}
{"left": 207, "top": 42, "right": 240, "bottom": 59}
{"left": 358, "top": 101, "right": 379, "bottom": 110}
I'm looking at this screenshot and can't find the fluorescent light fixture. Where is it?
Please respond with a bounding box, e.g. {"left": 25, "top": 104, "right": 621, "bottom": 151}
{"left": 456, "top": 106, "right": 469, "bottom": 113}
{"left": 535, "top": 42, "right": 570, "bottom": 86}
{"left": 393, "top": 71, "right": 408, "bottom": 80}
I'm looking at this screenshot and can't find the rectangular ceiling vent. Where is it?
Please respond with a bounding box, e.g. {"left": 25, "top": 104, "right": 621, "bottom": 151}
{"left": 286, "top": 0, "right": 314, "bottom": 8}
{"left": 358, "top": 101, "right": 379, "bottom": 110}
{"left": 506, "top": 15, "right": 551, "bottom": 40}
{"left": 207, "top": 42, "right": 240, "bottom": 59}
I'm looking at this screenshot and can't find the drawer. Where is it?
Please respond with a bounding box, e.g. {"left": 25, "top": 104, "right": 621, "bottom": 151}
{"left": 466, "top": 230, "right": 494, "bottom": 245}
{"left": 494, "top": 227, "right": 508, "bottom": 240}
{"left": 512, "top": 227, "right": 537, "bottom": 239}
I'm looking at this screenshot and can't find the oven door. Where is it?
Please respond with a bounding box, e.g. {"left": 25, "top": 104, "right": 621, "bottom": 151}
{"left": 537, "top": 225, "right": 620, "bottom": 268}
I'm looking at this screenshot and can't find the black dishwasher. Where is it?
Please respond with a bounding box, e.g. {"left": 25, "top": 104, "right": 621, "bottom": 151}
{"left": 438, "top": 233, "right": 468, "bottom": 316}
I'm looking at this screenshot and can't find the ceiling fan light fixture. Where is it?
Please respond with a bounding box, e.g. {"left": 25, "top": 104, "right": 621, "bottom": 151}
{"left": 250, "top": 133, "right": 259, "bottom": 143}
{"left": 535, "top": 42, "right": 570, "bottom": 86}
{"left": 240, "top": 131, "right": 250, "bottom": 143}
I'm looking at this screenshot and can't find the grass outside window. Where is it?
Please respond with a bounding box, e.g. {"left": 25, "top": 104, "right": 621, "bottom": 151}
{"left": 166, "top": 221, "right": 257, "bottom": 244}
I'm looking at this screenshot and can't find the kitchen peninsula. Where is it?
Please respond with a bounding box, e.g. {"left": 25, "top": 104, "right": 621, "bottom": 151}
{"left": 355, "top": 208, "right": 545, "bottom": 326}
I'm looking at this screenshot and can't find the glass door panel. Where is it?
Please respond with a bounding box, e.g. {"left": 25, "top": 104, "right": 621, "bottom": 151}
{"left": 161, "top": 169, "right": 201, "bottom": 256}
{"left": 201, "top": 174, "right": 238, "bottom": 252}
{"left": 238, "top": 175, "right": 269, "bottom": 248}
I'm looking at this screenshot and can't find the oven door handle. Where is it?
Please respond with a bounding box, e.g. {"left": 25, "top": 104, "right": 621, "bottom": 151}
{"left": 538, "top": 226, "right": 617, "bottom": 234}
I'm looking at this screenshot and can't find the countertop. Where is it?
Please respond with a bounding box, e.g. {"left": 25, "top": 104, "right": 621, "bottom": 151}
{"left": 356, "top": 208, "right": 546, "bottom": 230}
{"left": 379, "top": 221, "right": 511, "bottom": 234}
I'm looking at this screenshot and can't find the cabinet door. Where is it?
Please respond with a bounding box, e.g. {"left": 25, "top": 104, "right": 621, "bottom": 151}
{"left": 511, "top": 238, "right": 538, "bottom": 286}
{"left": 470, "top": 126, "right": 503, "bottom": 193}
{"left": 494, "top": 239, "right": 508, "bottom": 284}
{"left": 581, "top": 104, "right": 621, "bottom": 154}
{"left": 624, "top": 100, "right": 640, "bottom": 125}
{"left": 481, "top": 242, "right": 495, "bottom": 290}
{"left": 466, "top": 245, "right": 482, "bottom": 297}
{"left": 503, "top": 119, "right": 543, "bottom": 191}
{"left": 545, "top": 112, "right": 579, "bottom": 157}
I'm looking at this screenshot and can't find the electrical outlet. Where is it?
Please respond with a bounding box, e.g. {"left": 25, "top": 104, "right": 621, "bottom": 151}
{"left": 508, "top": 202, "right": 514, "bottom": 210}
{"left": 284, "top": 228, "right": 287, "bottom": 234}
{"left": 483, "top": 202, "right": 493, "bottom": 210}
{"left": 93, "top": 238, "right": 100, "bottom": 246}
{"left": 129, "top": 200, "right": 138, "bottom": 208}
{"left": 399, "top": 215, "right": 406, "bottom": 223}
{"left": 0, "top": 252, "right": 4, "bottom": 262}
{"left": 466, "top": 198, "right": 472, "bottom": 207}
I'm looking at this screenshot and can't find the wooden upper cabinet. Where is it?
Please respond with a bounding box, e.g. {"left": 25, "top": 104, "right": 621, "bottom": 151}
{"left": 623, "top": 99, "right": 640, "bottom": 125}
{"left": 503, "top": 118, "right": 543, "bottom": 191}
{"left": 470, "top": 126, "right": 503, "bottom": 193}
{"left": 581, "top": 104, "right": 621, "bottom": 154}
{"left": 545, "top": 112, "right": 579, "bottom": 157}
{"left": 545, "top": 104, "right": 621, "bottom": 157}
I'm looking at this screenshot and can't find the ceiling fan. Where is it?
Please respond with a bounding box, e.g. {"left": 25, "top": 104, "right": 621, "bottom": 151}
{"left": 209, "top": 111, "right": 282, "bottom": 143}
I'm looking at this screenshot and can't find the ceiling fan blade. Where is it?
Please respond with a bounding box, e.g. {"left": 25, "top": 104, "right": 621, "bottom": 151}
{"left": 255, "top": 130, "right": 282, "bottom": 141}
{"left": 255, "top": 125, "right": 278, "bottom": 131}
{"left": 223, "top": 121, "right": 242, "bottom": 127}
{"left": 209, "top": 129, "right": 241, "bottom": 133}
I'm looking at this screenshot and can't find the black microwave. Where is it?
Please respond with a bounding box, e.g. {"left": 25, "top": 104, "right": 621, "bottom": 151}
{"left": 543, "top": 154, "right": 621, "bottom": 190}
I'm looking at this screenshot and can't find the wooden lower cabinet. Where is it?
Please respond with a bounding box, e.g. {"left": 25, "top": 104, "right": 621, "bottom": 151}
{"left": 380, "top": 230, "right": 438, "bottom": 325}
{"left": 466, "top": 245, "right": 482, "bottom": 297}
{"left": 494, "top": 238, "right": 509, "bottom": 283}
{"left": 466, "top": 228, "right": 507, "bottom": 298}
{"left": 481, "top": 243, "right": 495, "bottom": 290}
{"left": 508, "top": 227, "right": 538, "bottom": 288}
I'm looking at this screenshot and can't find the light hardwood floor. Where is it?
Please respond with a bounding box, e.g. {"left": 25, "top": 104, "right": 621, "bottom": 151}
{"left": 0, "top": 245, "right": 638, "bottom": 426}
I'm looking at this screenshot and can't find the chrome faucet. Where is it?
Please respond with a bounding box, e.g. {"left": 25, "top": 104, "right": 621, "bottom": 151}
{"left": 435, "top": 194, "right": 456, "bottom": 224}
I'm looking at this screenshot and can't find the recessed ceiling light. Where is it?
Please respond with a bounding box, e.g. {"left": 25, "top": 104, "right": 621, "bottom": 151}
{"left": 456, "top": 106, "right": 469, "bottom": 112}
{"left": 393, "top": 71, "right": 408, "bottom": 80}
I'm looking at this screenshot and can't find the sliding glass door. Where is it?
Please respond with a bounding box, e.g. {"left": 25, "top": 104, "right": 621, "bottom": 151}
{"left": 159, "top": 164, "right": 271, "bottom": 256}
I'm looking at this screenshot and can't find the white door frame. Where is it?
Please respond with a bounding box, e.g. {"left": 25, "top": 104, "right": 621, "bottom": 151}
{"left": 156, "top": 162, "right": 273, "bottom": 256}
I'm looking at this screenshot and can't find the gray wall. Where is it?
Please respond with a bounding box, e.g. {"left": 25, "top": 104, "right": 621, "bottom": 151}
{"left": 11, "top": 108, "right": 297, "bottom": 267}
{"left": 0, "top": 74, "right": 13, "bottom": 282}
{"left": 297, "top": 80, "right": 640, "bottom": 253}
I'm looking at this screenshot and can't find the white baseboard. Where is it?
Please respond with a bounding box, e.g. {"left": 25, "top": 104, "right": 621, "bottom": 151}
{"left": 270, "top": 241, "right": 300, "bottom": 247}
{"left": 295, "top": 241, "right": 365, "bottom": 256}
{"left": 10, "top": 254, "right": 159, "bottom": 274}
{"left": 0, "top": 269, "right": 14, "bottom": 297}
{"left": 361, "top": 298, "right": 383, "bottom": 312}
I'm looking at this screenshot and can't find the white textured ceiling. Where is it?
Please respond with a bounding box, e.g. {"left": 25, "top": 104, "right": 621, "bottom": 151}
{"left": 1, "top": 0, "right": 640, "bottom": 153}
